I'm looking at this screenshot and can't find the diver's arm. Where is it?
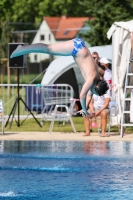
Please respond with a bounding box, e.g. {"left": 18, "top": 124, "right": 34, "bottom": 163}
{"left": 80, "top": 79, "right": 93, "bottom": 116}
{"left": 86, "top": 92, "right": 93, "bottom": 110}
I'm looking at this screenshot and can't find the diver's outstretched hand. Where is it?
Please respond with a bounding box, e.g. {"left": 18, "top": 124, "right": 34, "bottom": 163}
{"left": 10, "top": 45, "right": 24, "bottom": 58}
{"left": 77, "top": 110, "right": 90, "bottom": 118}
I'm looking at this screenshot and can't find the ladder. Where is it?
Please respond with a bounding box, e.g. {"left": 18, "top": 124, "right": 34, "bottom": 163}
{"left": 121, "top": 55, "right": 133, "bottom": 137}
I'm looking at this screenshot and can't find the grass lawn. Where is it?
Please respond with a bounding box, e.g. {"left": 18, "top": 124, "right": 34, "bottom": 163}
{"left": 3, "top": 74, "right": 43, "bottom": 84}
{"left": 4, "top": 116, "right": 133, "bottom": 133}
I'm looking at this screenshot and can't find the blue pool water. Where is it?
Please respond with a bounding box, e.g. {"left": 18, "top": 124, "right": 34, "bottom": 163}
{"left": 0, "top": 140, "right": 133, "bottom": 200}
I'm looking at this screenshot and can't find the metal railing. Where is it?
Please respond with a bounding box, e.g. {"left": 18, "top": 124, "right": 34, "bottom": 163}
{"left": 0, "top": 84, "right": 74, "bottom": 119}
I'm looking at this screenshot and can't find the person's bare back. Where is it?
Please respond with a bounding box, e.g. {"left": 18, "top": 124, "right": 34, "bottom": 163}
{"left": 74, "top": 46, "right": 98, "bottom": 81}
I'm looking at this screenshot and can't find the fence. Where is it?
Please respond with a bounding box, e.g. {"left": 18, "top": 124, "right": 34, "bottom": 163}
{"left": 0, "top": 84, "right": 74, "bottom": 119}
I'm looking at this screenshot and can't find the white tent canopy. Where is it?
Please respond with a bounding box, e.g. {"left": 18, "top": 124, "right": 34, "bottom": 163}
{"left": 107, "top": 20, "right": 133, "bottom": 124}
{"left": 41, "top": 45, "right": 112, "bottom": 85}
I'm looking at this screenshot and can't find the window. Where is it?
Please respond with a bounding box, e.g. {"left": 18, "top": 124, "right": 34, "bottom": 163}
{"left": 34, "top": 55, "right": 37, "bottom": 61}
{"left": 64, "top": 30, "right": 69, "bottom": 35}
{"left": 40, "top": 35, "right": 45, "bottom": 41}
{"left": 49, "top": 34, "right": 51, "bottom": 41}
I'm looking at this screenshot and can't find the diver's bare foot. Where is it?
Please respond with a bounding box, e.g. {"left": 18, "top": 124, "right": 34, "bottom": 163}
{"left": 10, "top": 45, "right": 23, "bottom": 58}
{"left": 83, "top": 132, "right": 90, "bottom": 136}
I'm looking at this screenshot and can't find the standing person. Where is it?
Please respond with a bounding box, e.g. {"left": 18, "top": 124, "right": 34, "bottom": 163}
{"left": 100, "top": 57, "right": 112, "bottom": 89}
{"left": 92, "top": 52, "right": 105, "bottom": 78}
{"left": 89, "top": 52, "right": 105, "bottom": 130}
{"left": 10, "top": 38, "right": 109, "bottom": 117}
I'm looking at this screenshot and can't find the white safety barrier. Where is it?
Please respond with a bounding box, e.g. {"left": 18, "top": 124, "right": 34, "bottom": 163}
{"left": 40, "top": 84, "right": 76, "bottom": 133}
{"left": 0, "top": 83, "right": 75, "bottom": 120}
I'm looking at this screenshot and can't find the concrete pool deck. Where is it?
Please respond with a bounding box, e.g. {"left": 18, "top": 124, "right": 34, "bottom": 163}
{"left": 0, "top": 131, "right": 133, "bottom": 141}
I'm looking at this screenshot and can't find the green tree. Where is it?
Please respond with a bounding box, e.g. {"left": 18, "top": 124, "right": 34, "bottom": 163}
{"left": 81, "top": 0, "right": 133, "bottom": 46}
{"left": 0, "top": 0, "right": 14, "bottom": 21}
{"left": 11, "top": 0, "right": 41, "bottom": 24}
{"left": 38, "top": 0, "right": 87, "bottom": 17}
{"left": 1, "top": 0, "right": 133, "bottom": 46}
{"left": 0, "top": 20, "right": 12, "bottom": 58}
{"left": 7, "top": 0, "right": 89, "bottom": 43}
{"left": 10, "top": 0, "right": 42, "bottom": 43}
{"left": 0, "top": 0, "right": 43, "bottom": 44}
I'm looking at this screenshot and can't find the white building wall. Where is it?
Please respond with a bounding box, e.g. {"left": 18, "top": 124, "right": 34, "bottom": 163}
{"left": 29, "top": 20, "right": 57, "bottom": 63}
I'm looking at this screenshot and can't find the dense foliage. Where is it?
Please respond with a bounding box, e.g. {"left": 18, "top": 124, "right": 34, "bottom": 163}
{"left": 81, "top": 0, "right": 133, "bottom": 45}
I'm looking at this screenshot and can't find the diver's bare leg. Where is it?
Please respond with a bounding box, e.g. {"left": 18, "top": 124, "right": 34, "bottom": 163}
{"left": 10, "top": 40, "right": 74, "bottom": 58}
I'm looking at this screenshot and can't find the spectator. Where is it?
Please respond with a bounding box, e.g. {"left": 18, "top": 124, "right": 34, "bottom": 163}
{"left": 92, "top": 52, "right": 105, "bottom": 78}
{"left": 90, "top": 52, "right": 105, "bottom": 129}
{"left": 83, "top": 90, "right": 111, "bottom": 137}
{"left": 100, "top": 57, "right": 112, "bottom": 89}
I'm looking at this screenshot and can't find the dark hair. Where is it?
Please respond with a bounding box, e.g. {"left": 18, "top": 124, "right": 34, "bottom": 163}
{"left": 99, "top": 63, "right": 105, "bottom": 71}
{"left": 95, "top": 80, "right": 109, "bottom": 96}
{"left": 92, "top": 52, "right": 99, "bottom": 57}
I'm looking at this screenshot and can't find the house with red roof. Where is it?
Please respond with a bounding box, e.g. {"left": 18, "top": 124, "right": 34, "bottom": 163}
{"left": 29, "top": 16, "right": 92, "bottom": 62}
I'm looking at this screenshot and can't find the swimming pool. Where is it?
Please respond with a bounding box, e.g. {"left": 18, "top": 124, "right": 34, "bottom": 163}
{"left": 0, "top": 140, "right": 133, "bottom": 200}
